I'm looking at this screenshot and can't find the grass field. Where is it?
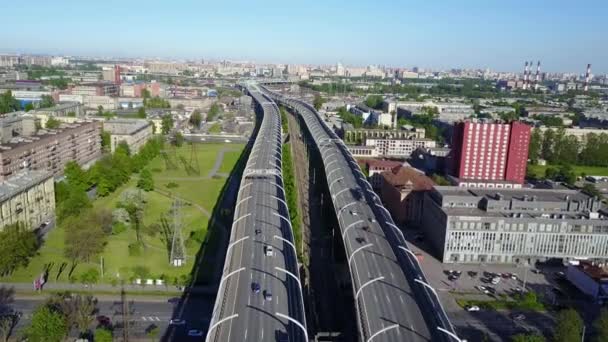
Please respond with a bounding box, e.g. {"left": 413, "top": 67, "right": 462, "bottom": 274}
{"left": 2, "top": 143, "right": 244, "bottom": 286}
{"left": 528, "top": 164, "right": 608, "bottom": 178}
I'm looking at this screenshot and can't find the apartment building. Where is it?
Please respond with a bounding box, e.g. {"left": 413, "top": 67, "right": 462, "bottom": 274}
{"left": 343, "top": 127, "right": 425, "bottom": 144}
{"left": 0, "top": 121, "right": 102, "bottom": 180}
{"left": 33, "top": 102, "right": 83, "bottom": 117}
{"left": 103, "top": 119, "right": 153, "bottom": 153}
{"left": 365, "top": 138, "right": 436, "bottom": 158}
{"left": 0, "top": 113, "right": 37, "bottom": 143}
{"left": 0, "top": 171, "right": 55, "bottom": 231}
{"left": 72, "top": 82, "right": 119, "bottom": 97}
{"left": 422, "top": 186, "right": 607, "bottom": 264}
{"left": 450, "top": 121, "right": 531, "bottom": 185}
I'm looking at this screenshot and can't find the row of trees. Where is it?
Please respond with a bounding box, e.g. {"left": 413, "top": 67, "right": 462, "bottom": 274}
{"left": 56, "top": 137, "right": 163, "bottom": 221}
{"left": 0, "top": 223, "right": 38, "bottom": 275}
{"left": 529, "top": 128, "right": 608, "bottom": 167}
{"left": 0, "top": 91, "right": 20, "bottom": 114}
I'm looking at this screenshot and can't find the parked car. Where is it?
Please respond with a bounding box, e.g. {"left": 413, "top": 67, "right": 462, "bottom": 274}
{"left": 188, "top": 329, "right": 203, "bottom": 337}
{"left": 169, "top": 319, "right": 186, "bottom": 326}
{"left": 465, "top": 305, "right": 480, "bottom": 312}
{"left": 512, "top": 313, "right": 526, "bottom": 321}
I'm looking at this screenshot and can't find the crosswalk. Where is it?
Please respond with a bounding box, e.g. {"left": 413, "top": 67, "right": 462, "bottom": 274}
{"left": 141, "top": 316, "right": 162, "bottom": 321}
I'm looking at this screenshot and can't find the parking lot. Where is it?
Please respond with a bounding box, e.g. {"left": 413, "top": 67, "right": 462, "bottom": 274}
{"left": 402, "top": 230, "right": 586, "bottom": 341}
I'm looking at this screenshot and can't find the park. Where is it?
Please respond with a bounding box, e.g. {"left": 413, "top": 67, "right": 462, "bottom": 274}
{"left": 1, "top": 142, "right": 245, "bottom": 290}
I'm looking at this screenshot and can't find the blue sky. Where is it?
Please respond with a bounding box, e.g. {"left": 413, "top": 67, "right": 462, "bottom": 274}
{"left": 1, "top": 0, "right": 606, "bottom": 73}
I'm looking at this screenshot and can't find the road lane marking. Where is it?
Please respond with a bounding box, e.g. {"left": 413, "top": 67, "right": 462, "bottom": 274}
{"left": 244, "top": 328, "right": 248, "bottom": 340}
{"left": 385, "top": 294, "right": 390, "bottom": 304}
{"left": 261, "top": 328, "right": 264, "bottom": 340}
{"left": 400, "top": 295, "right": 404, "bottom": 305}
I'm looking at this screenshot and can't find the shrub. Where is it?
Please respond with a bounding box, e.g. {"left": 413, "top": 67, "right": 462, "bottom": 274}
{"left": 112, "top": 222, "right": 128, "bottom": 235}
{"left": 166, "top": 182, "right": 179, "bottom": 189}
{"left": 132, "top": 265, "right": 151, "bottom": 279}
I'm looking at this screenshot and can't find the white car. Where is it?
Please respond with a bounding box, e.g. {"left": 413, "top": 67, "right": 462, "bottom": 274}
{"left": 465, "top": 305, "right": 480, "bottom": 312}
{"left": 264, "top": 245, "right": 274, "bottom": 256}
{"left": 188, "top": 329, "right": 203, "bottom": 337}
{"left": 169, "top": 319, "right": 186, "bottom": 326}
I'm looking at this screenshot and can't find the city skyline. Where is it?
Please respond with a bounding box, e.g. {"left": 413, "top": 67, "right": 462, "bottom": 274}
{"left": 1, "top": 0, "right": 606, "bottom": 74}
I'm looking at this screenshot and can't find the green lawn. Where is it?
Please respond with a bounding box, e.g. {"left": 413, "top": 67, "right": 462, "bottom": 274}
{"left": 528, "top": 164, "right": 608, "bottom": 178}
{"left": 3, "top": 143, "right": 244, "bottom": 285}
{"left": 219, "top": 150, "right": 242, "bottom": 174}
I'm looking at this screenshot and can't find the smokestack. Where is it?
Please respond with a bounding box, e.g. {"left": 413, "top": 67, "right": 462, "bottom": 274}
{"left": 584, "top": 63, "right": 591, "bottom": 92}
{"left": 534, "top": 61, "right": 541, "bottom": 91}
{"left": 523, "top": 61, "right": 529, "bottom": 90}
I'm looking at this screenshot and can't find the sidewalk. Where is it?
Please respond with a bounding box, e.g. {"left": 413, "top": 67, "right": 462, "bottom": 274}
{"left": 0, "top": 282, "right": 217, "bottom": 296}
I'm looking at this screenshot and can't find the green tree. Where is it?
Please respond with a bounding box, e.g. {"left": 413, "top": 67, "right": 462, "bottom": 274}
{"left": 528, "top": 128, "right": 542, "bottom": 163}
{"left": 0, "top": 314, "right": 17, "bottom": 342}
{"left": 97, "top": 105, "right": 104, "bottom": 116}
{"left": 24, "top": 306, "right": 67, "bottom": 342}
{"left": 24, "top": 102, "right": 34, "bottom": 112}
{"left": 66, "top": 111, "right": 76, "bottom": 117}
{"left": 174, "top": 132, "right": 184, "bottom": 147}
{"left": 79, "top": 268, "right": 100, "bottom": 285}
{"left": 137, "top": 169, "right": 154, "bottom": 191}
{"left": 39, "top": 95, "right": 55, "bottom": 109}
{"left": 190, "top": 110, "right": 202, "bottom": 127}
{"left": 137, "top": 107, "right": 147, "bottom": 118}
{"left": 141, "top": 88, "right": 151, "bottom": 99}
{"left": 116, "top": 141, "right": 131, "bottom": 156}
{"left": 0, "top": 90, "right": 20, "bottom": 114}
{"left": 594, "top": 308, "right": 608, "bottom": 342}
{"left": 64, "top": 214, "right": 107, "bottom": 263}
{"left": 94, "top": 328, "right": 113, "bottom": 342}
{"left": 541, "top": 129, "right": 555, "bottom": 162}
{"left": 553, "top": 308, "right": 583, "bottom": 342}
{"left": 313, "top": 94, "right": 325, "bottom": 110}
{"left": 209, "top": 122, "right": 222, "bottom": 133}
{"left": 45, "top": 117, "right": 61, "bottom": 129}
{"left": 207, "top": 103, "right": 220, "bottom": 121}
{"left": 364, "top": 95, "right": 384, "bottom": 109}
{"left": 101, "top": 131, "right": 111, "bottom": 152}
{"left": 511, "top": 333, "right": 545, "bottom": 342}
{"left": 0, "top": 222, "right": 38, "bottom": 275}
{"left": 146, "top": 325, "right": 160, "bottom": 341}
{"left": 65, "top": 161, "right": 88, "bottom": 188}
{"left": 161, "top": 115, "right": 174, "bottom": 134}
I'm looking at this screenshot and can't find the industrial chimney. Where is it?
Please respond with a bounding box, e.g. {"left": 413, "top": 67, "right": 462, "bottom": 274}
{"left": 534, "top": 61, "right": 541, "bottom": 91}
{"left": 523, "top": 61, "right": 529, "bottom": 90}
{"left": 584, "top": 63, "right": 591, "bottom": 92}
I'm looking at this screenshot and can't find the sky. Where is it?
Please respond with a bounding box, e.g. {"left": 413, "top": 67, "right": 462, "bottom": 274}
{"left": 1, "top": 0, "right": 606, "bottom": 73}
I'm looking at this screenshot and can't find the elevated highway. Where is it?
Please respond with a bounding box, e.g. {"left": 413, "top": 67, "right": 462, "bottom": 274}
{"left": 263, "top": 85, "right": 460, "bottom": 342}
{"left": 206, "top": 84, "right": 307, "bottom": 342}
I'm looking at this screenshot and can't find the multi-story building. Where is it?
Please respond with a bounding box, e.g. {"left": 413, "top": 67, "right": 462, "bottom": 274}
{"left": 537, "top": 126, "right": 608, "bottom": 143}
{"left": 72, "top": 82, "right": 119, "bottom": 97}
{"left": 0, "top": 55, "right": 21, "bottom": 68}
{"left": 33, "top": 102, "right": 83, "bottom": 117}
{"left": 103, "top": 119, "right": 153, "bottom": 153}
{"left": 421, "top": 186, "right": 607, "bottom": 264}
{"left": 0, "top": 121, "right": 102, "bottom": 180}
{"left": 344, "top": 126, "right": 425, "bottom": 144}
{"left": 0, "top": 171, "right": 55, "bottom": 231}
{"left": 0, "top": 113, "right": 37, "bottom": 143}
{"left": 363, "top": 159, "right": 404, "bottom": 189}
{"left": 365, "top": 137, "right": 436, "bottom": 158}
{"left": 450, "top": 121, "right": 531, "bottom": 185}
{"left": 381, "top": 166, "right": 435, "bottom": 225}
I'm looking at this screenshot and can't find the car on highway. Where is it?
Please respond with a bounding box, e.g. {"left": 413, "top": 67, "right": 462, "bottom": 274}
{"left": 251, "top": 282, "right": 261, "bottom": 293}
{"left": 170, "top": 319, "right": 186, "bottom": 326}
{"left": 512, "top": 313, "right": 526, "bottom": 321}
{"left": 465, "top": 305, "right": 480, "bottom": 312}
{"left": 188, "top": 329, "right": 204, "bottom": 337}
{"left": 255, "top": 229, "right": 261, "bottom": 235}
{"left": 264, "top": 245, "right": 274, "bottom": 256}
{"left": 355, "top": 237, "right": 366, "bottom": 244}
{"left": 531, "top": 269, "right": 542, "bottom": 274}
{"left": 263, "top": 290, "right": 273, "bottom": 301}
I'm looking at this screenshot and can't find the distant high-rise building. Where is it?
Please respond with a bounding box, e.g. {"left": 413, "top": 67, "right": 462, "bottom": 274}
{"left": 450, "top": 121, "right": 531, "bottom": 184}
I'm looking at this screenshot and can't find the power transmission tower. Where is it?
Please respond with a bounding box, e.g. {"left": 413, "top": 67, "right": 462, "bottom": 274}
{"left": 188, "top": 142, "right": 200, "bottom": 175}
{"left": 169, "top": 199, "right": 186, "bottom": 267}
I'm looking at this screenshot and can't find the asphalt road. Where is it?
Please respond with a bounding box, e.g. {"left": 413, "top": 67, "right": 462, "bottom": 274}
{"left": 6, "top": 297, "right": 175, "bottom": 339}
{"left": 207, "top": 87, "right": 306, "bottom": 342}
{"left": 267, "top": 89, "right": 437, "bottom": 341}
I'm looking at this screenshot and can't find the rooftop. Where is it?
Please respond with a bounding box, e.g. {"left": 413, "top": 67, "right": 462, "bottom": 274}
{"left": 0, "top": 121, "right": 97, "bottom": 150}
{"left": 0, "top": 171, "right": 52, "bottom": 202}
{"left": 435, "top": 186, "right": 593, "bottom": 203}
{"left": 382, "top": 166, "right": 435, "bottom": 191}
{"left": 575, "top": 261, "right": 608, "bottom": 282}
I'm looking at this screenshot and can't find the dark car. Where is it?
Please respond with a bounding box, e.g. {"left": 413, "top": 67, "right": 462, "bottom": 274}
{"left": 355, "top": 237, "right": 366, "bottom": 244}
{"left": 251, "top": 282, "right": 261, "bottom": 293}
{"left": 468, "top": 271, "right": 478, "bottom": 278}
